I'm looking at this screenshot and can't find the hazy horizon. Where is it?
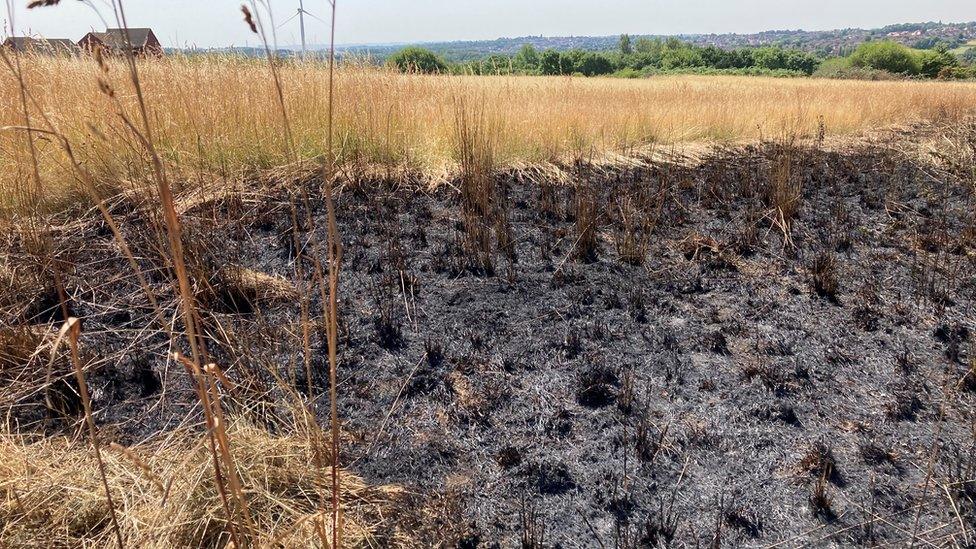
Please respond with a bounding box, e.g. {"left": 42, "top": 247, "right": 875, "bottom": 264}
{"left": 1, "top": 0, "right": 974, "bottom": 49}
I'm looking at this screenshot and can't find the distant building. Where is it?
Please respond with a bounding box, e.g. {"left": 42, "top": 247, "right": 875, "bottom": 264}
{"left": 2, "top": 37, "right": 78, "bottom": 55}
{"left": 78, "top": 28, "right": 163, "bottom": 57}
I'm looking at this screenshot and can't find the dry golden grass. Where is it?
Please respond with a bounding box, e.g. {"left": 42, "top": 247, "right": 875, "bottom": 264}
{"left": 0, "top": 421, "right": 406, "bottom": 547}
{"left": 3, "top": 54, "right": 976, "bottom": 209}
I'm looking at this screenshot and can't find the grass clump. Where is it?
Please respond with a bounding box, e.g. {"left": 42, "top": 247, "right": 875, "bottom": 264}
{"left": 0, "top": 421, "right": 407, "bottom": 547}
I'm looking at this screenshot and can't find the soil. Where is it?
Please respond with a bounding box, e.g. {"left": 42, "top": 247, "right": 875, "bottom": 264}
{"left": 3, "top": 126, "right": 976, "bottom": 547}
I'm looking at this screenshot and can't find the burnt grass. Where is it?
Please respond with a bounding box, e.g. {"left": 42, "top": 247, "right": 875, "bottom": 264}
{"left": 4, "top": 129, "right": 976, "bottom": 547}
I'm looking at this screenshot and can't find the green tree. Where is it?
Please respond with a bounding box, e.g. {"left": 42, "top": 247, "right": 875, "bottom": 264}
{"left": 558, "top": 50, "right": 614, "bottom": 76}
{"left": 577, "top": 52, "right": 614, "bottom": 76}
{"left": 619, "top": 34, "right": 633, "bottom": 55}
{"left": 700, "top": 46, "right": 750, "bottom": 69}
{"left": 660, "top": 44, "right": 704, "bottom": 69}
{"left": 849, "top": 41, "right": 921, "bottom": 74}
{"left": 783, "top": 50, "right": 820, "bottom": 75}
{"left": 917, "top": 48, "right": 957, "bottom": 78}
{"left": 561, "top": 50, "right": 586, "bottom": 74}
{"left": 387, "top": 47, "right": 448, "bottom": 74}
{"left": 629, "top": 38, "right": 664, "bottom": 69}
{"left": 514, "top": 44, "right": 541, "bottom": 71}
{"left": 478, "top": 54, "right": 515, "bottom": 75}
{"left": 753, "top": 47, "right": 819, "bottom": 75}
{"left": 634, "top": 37, "right": 662, "bottom": 56}
{"left": 753, "top": 47, "right": 789, "bottom": 70}
{"left": 539, "top": 48, "right": 563, "bottom": 75}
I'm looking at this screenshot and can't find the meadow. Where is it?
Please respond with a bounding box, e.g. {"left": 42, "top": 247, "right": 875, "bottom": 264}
{"left": 4, "top": 55, "right": 976, "bottom": 209}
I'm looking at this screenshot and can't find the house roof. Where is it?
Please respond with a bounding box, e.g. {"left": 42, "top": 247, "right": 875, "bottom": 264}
{"left": 85, "top": 28, "right": 157, "bottom": 49}
{"left": 3, "top": 37, "right": 77, "bottom": 53}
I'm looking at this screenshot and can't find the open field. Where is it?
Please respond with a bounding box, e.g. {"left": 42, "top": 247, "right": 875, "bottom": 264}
{"left": 2, "top": 46, "right": 976, "bottom": 547}
{"left": 4, "top": 56, "right": 976, "bottom": 209}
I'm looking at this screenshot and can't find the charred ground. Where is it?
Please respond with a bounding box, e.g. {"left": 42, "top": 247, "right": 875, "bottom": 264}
{"left": 2, "top": 123, "right": 976, "bottom": 547}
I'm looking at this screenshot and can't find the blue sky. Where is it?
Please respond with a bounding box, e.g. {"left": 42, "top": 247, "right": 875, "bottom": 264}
{"left": 2, "top": 0, "right": 974, "bottom": 48}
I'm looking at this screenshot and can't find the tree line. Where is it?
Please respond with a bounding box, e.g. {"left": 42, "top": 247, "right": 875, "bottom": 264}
{"left": 386, "top": 34, "right": 976, "bottom": 79}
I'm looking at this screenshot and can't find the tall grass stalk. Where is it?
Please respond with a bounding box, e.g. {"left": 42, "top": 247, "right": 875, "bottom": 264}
{"left": 324, "top": 1, "right": 344, "bottom": 546}
{"left": 105, "top": 0, "right": 252, "bottom": 542}
{"left": 67, "top": 318, "right": 125, "bottom": 548}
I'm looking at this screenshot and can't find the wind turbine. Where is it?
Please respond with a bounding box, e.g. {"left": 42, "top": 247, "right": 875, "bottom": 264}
{"left": 279, "top": 0, "right": 325, "bottom": 56}
{"left": 298, "top": 0, "right": 307, "bottom": 55}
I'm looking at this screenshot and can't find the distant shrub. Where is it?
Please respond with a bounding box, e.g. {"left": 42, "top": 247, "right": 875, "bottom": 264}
{"left": 699, "top": 46, "right": 754, "bottom": 70}
{"left": 823, "top": 42, "right": 956, "bottom": 79}
{"left": 814, "top": 58, "right": 900, "bottom": 80}
{"left": 611, "top": 67, "right": 642, "bottom": 79}
{"left": 752, "top": 47, "right": 820, "bottom": 75}
{"left": 387, "top": 47, "right": 447, "bottom": 74}
{"left": 558, "top": 49, "right": 614, "bottom": 76}
{"left": 961, "top": 48, "right": 976, "bottom": 65}
{"left": 917, "top": 48, "right": 958, "bottom": 78}
{"left": 576, "top": 52, "right": 614, "bottom": 76}
{"left": 936, "top": 66, "right": 976, "bottom": 80}
{"left": 812, "top": 57, "right": 850, "bottom": 74}
{"left": 849, "top": 41, "right": 920, "bottom": 74}
{"left": 659, "top": 46, "right": 705, "bottom": 70}
{"left": 634, "top": 37, "right": 663, "bottom": 56}
{"left": 475, "top": 54, "right": 515, "bottom": 75}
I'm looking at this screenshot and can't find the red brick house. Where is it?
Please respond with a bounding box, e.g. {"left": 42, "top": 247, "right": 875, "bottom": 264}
{"left": 78, "top": 28, "right": 163, "bottom": 57}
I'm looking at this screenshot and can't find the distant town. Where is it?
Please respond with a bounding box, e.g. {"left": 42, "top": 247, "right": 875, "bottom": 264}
{"left": 331, "top": 21, "right": 976, "bottom": 63}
